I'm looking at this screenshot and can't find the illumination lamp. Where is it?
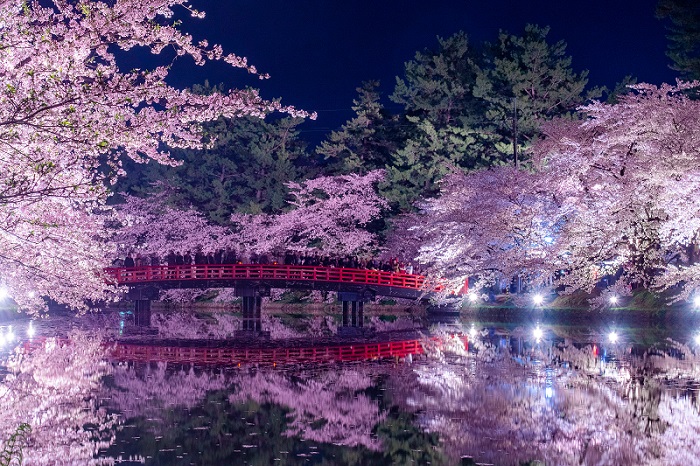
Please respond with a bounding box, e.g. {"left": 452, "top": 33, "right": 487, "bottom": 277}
{"left": 533, "top": 294, "right": 544, "bottom": 306}
{"left": 608, "top": 331, "right": 619, "bottom": 344}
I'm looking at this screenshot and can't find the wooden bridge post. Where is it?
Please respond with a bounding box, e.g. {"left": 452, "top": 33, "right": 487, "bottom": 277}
{"left": 236, "top": 286, "right": 270, "bottom": 338}
{"left": 342, "top": 301, "right": 349, "bottom": 327}
{"left": 134, "top": 300, "right": 151, "bottom": 327}
{"left": 338, "top": 291, "right": 373, "bottom": 329}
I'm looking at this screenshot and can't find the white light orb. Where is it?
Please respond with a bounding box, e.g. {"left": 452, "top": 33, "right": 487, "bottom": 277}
{"left": 468, "top": 293, "right": 478, "bottom": 303}
{"left": 609, "top": 296, "right": 618, "bottom": 305}
{"left": 608, "top": 331, "right": 619, "bottom": 344}
{"left": 694, "top": 296, "right": 700, "bottom": 307}
{"left": 0, "top": 287, "right": 8, "bottom": 301}
{"left": 27, "top": 322, "right": 35, "bottom": 338}
{"left": 469, "top": 326, "right": 478, "bottom": 339}
{"left": 533, "top": 294, "right": 544, "bottom": 305}
{"left": 695, "top": 333, "right": 700, "bottom": 346}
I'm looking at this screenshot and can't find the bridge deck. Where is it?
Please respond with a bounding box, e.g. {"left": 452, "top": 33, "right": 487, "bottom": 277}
{"left": 105, "top": 264, "right": 440, "bottom": 299}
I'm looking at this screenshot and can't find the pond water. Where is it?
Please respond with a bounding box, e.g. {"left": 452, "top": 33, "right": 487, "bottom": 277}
{"left": 2, "top": 307, "right": 700, "bottom": 465}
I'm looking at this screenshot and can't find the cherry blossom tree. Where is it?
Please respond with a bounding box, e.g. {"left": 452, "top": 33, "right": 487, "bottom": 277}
{"left": 231, "top": 170, "right": 388, "bottom": 256}
{"left": 0, "top": 0, "right": 312, "bottom": 313}
{"left": 534, "top": 82, "right": 700, "bottom": 297}
{"left": 387, "top": 166, "right": 562, "bottom": 294}
{"left": 393, "top": 82, "right": 700, "bottom": 300}
{"left": 110, "top": 192, "right": 232, "bottom": 259}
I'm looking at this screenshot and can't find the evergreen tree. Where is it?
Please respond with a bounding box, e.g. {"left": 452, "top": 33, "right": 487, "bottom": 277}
{"left": 472, "top": 25, "right": 596, "bottom": 165}
{"left": 657, "top": 0, "right": 700, "bottom": 80}
{"left": 381, "top": 26, "right": 594, "bottom": 211}
{"left": 116, "top": 115, "right": 313, "bottom": 224}
{"left": 390, "top": 32, "right": 483, "bottom": 128}
{"left": 317, "top": 81, "right": 397, "bottom": 174}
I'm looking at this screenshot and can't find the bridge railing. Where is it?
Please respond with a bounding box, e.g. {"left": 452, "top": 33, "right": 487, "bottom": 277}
{"left": 104, "top": 264, "right": 433, "bottom": 291}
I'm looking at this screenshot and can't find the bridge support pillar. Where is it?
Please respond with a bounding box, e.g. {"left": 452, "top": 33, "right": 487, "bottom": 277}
{"left": 342, "top": 301, "right": 349, "bottom": 327}
{"left": 241, "top": 296, "right": 262, "bottom": 332}
{"left": 338, "top": 291, "right": 371, "bottom": 328}
{"left": 134, "top": 300, "right": 151, "bottom": 327}
{"left": 235, "top": 286, "right": 270, "bottom": 338}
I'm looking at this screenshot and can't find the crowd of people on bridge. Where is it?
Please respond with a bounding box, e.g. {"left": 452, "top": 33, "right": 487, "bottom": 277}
{"left": 113, "top": 249, "right": 423, "bottom": 275}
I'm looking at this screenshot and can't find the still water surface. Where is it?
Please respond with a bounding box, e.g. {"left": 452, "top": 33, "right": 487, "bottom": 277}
{"left": 1, "top": 308, "right": 700, "bottom": 465}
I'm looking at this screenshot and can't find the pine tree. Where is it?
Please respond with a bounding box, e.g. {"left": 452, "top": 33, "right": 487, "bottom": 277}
{"left": 317, "top": 81, "right": 397, "bottom": 174}
{"left": 473, "top": 25, "right": 596, "bottom": 164}
{"left": 657, "top": 0, "right": 700, "bottom": 80}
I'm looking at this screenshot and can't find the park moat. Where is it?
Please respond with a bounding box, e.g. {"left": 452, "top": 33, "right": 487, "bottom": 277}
{"left": 1, "top": 299, "right": 700, "bottom": 466}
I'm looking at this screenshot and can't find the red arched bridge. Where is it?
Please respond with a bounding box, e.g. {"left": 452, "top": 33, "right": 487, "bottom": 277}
{"left": 104, "top": 264, "right": 445, "bottom": 301}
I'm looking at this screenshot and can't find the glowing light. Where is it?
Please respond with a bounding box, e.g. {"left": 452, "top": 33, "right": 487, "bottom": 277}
{"left": 0, "top": 287, "right": 8, "bottom": 300}
{"left": 609, "top": 296, "right": 618, "bottom": 305}
{"left": 545, "top": 386, "right": 553, "bottom": 399}
{"left": 533, "top": 294, "right": 544, "bottom": 305}
{"left": 695, "top": 334, "right": 700, "bottom": 346}
{"left": 608, "top": 331, "right": 619, "bottom": 343}
{"left": 27, "top": 321, "right": 35, "bottom": 338}
{"left": 468, "top": 293, "right": 479, "bottom": 303}
{"left": 694, "top": 296, "right": 700, "bottom": 307}
{"left": 469, "top": 325, "right": 478, "bottom": 339}
{"left": 533, "top": 326, "right": 543, "bottom": 342}
{"left": 5, "top": 325, "right": 13, "bottom": 343}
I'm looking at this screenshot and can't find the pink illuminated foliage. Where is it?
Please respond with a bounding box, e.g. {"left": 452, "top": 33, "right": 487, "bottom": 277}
{"left": 230, "top": 170, "right": 388, "bottom": 256}
{"left": 0, "top": 332, "right": 118, "bottom": 465}
{"left": 393, "top": 82, "right": 700, "bottom": 301}
{"left": 0, "top": 0, "right": 311, "bottom": 313}
{"left": 388, "top": 166, "right": 561, "bottom": 294}
{"left": 111, "top": 192, "right": 232, "bottom": 258}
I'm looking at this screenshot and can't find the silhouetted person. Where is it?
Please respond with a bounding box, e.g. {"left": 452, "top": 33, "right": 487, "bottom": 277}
{"left": 124, "top": 254, "right": 135, "bottom": 268}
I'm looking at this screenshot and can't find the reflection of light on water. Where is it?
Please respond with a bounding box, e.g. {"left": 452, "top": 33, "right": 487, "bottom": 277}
{"left": 27, "top": 321, "right": 35, "bottom": 338}
{"left": 533, "top": 326, "right": 543, "bottom": 343}
{"left": 544, "top": 367, "right": 554, "bottom": 399}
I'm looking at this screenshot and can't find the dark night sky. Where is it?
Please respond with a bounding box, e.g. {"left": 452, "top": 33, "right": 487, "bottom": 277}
{"left": 164, "top": 0, "right": 678, "bottom": 142}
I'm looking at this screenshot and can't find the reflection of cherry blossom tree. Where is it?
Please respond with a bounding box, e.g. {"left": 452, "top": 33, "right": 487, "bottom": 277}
{"left": 391, "top": 335, "right": 700, "bottom": 465}
{"left": 229, "top": 368, "right": 385, "bottom": 449}
{"left": 0, "top": 332, "right": 118, "bottom": 465}
{"left": 107, "top": 362, "right": 228, "bottom": 421}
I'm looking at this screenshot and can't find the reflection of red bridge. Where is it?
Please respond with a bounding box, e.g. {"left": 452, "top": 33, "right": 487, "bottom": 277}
{"left": 104, "top": 264, "right": 446, "bottom": 300}
{"left": 111, "top": 336, "right": 467, "bottom": 366}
